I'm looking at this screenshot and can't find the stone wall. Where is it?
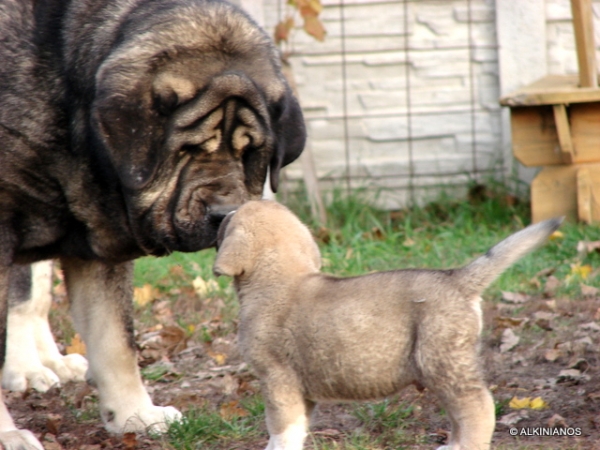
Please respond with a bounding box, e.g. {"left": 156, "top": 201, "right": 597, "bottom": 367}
{"left": 240, "top": 0, "right": 600, "bottom": 209}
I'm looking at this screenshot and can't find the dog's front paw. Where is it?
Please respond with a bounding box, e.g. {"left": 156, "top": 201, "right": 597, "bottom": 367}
{"left": 44, "top": 353, "right": 88, "bottom": 384}
{"left": 0, "top": 429, "right": 44, "bottom": 450}
{"left": 2, "top": 365, "right": 60, "bottom": 393}
{"left": 103, "top": 405, "right": 182, "bottom": 434}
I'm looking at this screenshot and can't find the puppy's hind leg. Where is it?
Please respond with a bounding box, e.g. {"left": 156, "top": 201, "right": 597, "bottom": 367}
{"left": 262, "top": 377, "right": 314, "bottom": 450}
{"left": 436, "top": 387, "right": 495, "bottom": 450}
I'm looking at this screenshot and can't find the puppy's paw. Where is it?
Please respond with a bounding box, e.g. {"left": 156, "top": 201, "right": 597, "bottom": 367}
{"left": 44, "top": 353, "right": 88, "bottom": 384}
{"left": 2, "top": 365, "right": 60, "bottom": 393}
{"left": 103, "top": 405, "right": 182, "bottom": 435}
{"left": 0, "top": 429, "right": 44, "bottom": 450}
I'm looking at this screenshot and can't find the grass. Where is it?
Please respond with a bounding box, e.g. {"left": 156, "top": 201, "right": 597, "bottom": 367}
{"left": 130, "top": 183, "right": 600, "bottom": 449}
{"left": 163, "top": 398, "right": 265, "bottom": 450}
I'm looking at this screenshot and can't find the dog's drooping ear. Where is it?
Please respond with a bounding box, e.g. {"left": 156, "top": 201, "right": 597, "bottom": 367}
{"left": 213, "top": 221, "right": 250, "bottom": 278}
{"left": 268, "top": 87, "right": 306, "bottom": 193}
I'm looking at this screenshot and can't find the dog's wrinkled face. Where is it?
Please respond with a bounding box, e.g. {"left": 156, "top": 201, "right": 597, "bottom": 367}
{"left": 90, "top": 7, "right": 305, "bottom": 255}
{"left": 213, "top": 200, "right": 321, "bottom": 279}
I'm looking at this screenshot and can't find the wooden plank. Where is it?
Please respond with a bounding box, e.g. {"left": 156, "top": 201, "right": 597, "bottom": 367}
{"left": 552, "top": 104, "right": 574, "bottom": 163}
{"left": 531, "top": 166, "right": 579, "bottom": 223}
{"left": 510, "top": 106, "right": 562, "bottom": 167}
{"left": 577, "top": 167, "right": 592, "bottom": 223}
{"left": 571, "top": 0, "right": 598, "bottom": 88}
{"left": 571, "top": 103, "right": 600, "bottom": 163}
{"left": 532, "top": 163, "right": 600, "bottom": 223}
{"left": 500, "top": 75, "right": 600, "bottom": 106}
{"left": 510, "top": 103, "right": 600, "bottom": 166}
{"left": 576, "top": 166, "right": 600, "bottom": 223}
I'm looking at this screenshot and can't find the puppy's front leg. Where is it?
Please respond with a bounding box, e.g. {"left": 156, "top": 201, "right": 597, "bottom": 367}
{"left": 61, "top": 257, "right": 181, "bottom": 434}
{"left": 262, "top": 377, "right": 314, "bottom": 450}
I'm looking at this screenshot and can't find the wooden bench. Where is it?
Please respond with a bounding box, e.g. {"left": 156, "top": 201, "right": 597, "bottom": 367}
{"left": 500, "top": 0, "right": 600, "bottom": 223}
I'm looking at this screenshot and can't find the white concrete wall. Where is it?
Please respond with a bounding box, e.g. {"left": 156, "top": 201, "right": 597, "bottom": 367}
{"left": 236, "top": 0, "right": 600, "bottom": 209}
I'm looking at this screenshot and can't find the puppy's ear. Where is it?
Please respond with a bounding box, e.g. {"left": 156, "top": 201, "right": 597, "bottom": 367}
{"left": 269, "top": 86, "right": 306, "bottom": 193}
{"left": 213, "top": 225, "right": 250, "bottom": 278}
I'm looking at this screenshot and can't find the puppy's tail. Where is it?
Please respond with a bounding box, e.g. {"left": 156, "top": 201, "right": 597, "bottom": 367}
{"left": 456, "top": 217, "right": 563, "bottom": 296}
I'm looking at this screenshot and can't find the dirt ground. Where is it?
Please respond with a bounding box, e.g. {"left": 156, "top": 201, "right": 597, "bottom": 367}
{"left": 8, "top": 290, "right": 600, "bottom": 449}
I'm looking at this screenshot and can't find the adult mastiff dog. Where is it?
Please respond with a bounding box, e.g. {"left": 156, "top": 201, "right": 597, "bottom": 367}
{"left": 0, "top": 0, "right": 305, "bottom": 447}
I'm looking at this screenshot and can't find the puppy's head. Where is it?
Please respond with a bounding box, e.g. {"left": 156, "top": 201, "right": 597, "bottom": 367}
{"left": 213, "top": 200, "right": 321, "bottom": 279}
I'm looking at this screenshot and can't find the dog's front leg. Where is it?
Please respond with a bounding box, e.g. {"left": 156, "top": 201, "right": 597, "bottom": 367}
{"left": 262, "top": 377, "right": 314, "bottom": 450}
{"left": 0, "top": 263, "right": 45, "bottom": 449}
{"left": 61, "top": 257, "right": 181, "bottom": 434}
{"left": 4, "top": 262, "right": 88, "bottom": 393}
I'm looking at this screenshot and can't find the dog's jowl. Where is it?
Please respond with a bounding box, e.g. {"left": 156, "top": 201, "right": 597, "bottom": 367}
{"left": 0, "top": 0, "right": 305, "bottom": 448}
{"left": 214, "top": 200, "right": 562, "bottom": 450}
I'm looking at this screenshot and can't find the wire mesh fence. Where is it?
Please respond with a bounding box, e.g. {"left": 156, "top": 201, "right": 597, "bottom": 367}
{"left": 263, "top": 0, "right": 506, "bottom": 209}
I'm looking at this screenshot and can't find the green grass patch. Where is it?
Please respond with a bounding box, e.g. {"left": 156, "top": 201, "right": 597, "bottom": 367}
{"left": 164, "top": 398, "right": 265, "bottom": 450}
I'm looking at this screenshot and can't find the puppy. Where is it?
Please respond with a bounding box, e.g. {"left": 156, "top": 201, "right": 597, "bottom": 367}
{"left": 213, "top": 200, "right": 562, "bottom": 450}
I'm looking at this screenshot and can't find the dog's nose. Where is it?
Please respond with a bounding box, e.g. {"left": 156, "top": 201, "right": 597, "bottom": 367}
{"left": 207, "top": 204, "right": 238, "bottom": 227}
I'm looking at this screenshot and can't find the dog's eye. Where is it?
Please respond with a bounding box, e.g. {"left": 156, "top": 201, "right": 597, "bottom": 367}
{"left": 179, "top": 144, "right": 201, "bottom": 155}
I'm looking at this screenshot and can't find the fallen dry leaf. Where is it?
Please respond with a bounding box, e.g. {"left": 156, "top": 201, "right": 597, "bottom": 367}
{"left": 581, "top": 284, "right": 600, "bottom": 297}
{"left": 544, "top": 348, "right": 562, "bottom": 362}
{"left": 41, "top": 435, "right": 64, "bottom": 450}
{"left": 544, "top": 276, "right": 561, "bottom": 295}
{"left": 498, "top": 410, "right": 529, "bottom": 426}
{"left": 557, "top": 369, "right": 590, "bottom": 383}
{"left": 152, "top": 300, "right": 174, "bottom": 324}
{"left": 219, "top": 400, "right": 249, "bottom": 420}
{"left": 66, "top": 334, "right": 86, "bottom": 356}
{"left": 535, "top": 267, "right": 556, "bottom": 278}
{"left": 529, "top": 397, "right": 549, "bottom": 410}
{"left": 208, "top": 373, "right": 238, "bottom": 396}
{"left": 568, "top": 263, "right": 593, "bottom": 282}
{"left": 500, "top": 328, "right": 520, "bottom": 353}
{"left": 544, "top": 299, "right": 558, "bottom": 312}
{"left": 509, "top": 396, "right": 531, "bottom": 409}
{"left": 579, "top": 322, "right": 600, "bottom": 332}
{"left": 160, "top": 325, "right": 189, "bottom": 355}
{"left": 547, "top": 413, "right": 568, "bottom": 428}
{"left": 45, "top": 413, "right": 62, "bottom": 435}
{"left": 122, "top": 433, "right": 138, "bottom": 450}
{"left": 577, "top": 240, "right": 600, "bottom": 256}
{"left": 494, "top": 317, "right": 528, "bottom": 329}
{"left": 313, "top": 429, "right": 342, "bottom": 438}
{"left": 207, "top": 349, "right": 227, "bottom": 366}
{"left": 568, "top": 357, "right": 590, "bottom": 371}
{"left": 303, "top": 14, "right": 326, "bottom": 41}
{"left": 550, "top": 231, "right": 564, "bottom": 240}
{"left": 365, "top": 227, "right": 386, "bottom": 240}
{"left": 133, "top": 283, "right": 159, "bottom": 307}
{"left": 274, "top": 16, "right": 295, "bottom": 44}
{"left": 193, "top": 276, "right": 220, "bottom": 298}
{"left": 501, "top": 291, "right": 530, "bottom": 304}
{"left": 509, "top": 396, "right": 548, "bottom": 410}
